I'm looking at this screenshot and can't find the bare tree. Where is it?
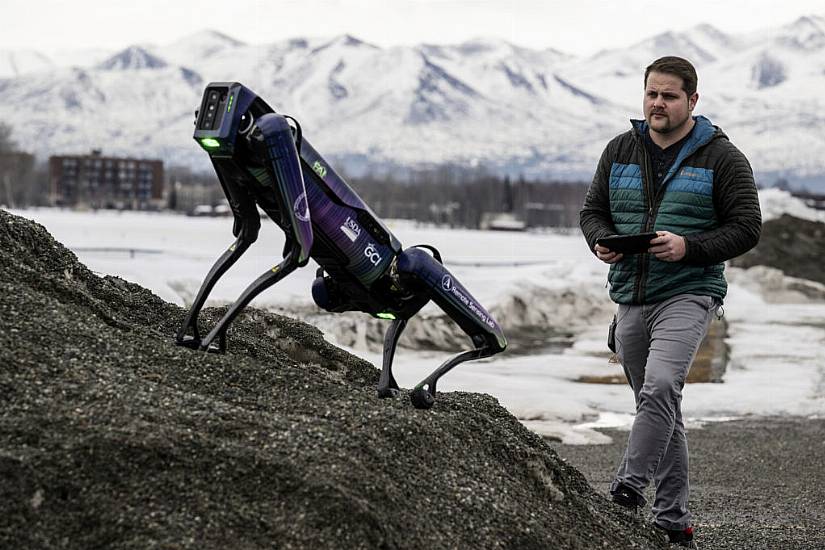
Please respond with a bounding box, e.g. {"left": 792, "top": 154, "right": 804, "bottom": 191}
{"left": 0, "top": 124, "right": 40, "bottom": 208}
{"left": 0, "top": 123, "right": 15, "bottom": 153}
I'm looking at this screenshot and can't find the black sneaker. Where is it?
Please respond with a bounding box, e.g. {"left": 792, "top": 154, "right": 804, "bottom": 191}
{"left": 610, "top": 483, "right": 645, "bottom": 514}
{"left": 655, "top": 524, "right": 698, "bottom": 549}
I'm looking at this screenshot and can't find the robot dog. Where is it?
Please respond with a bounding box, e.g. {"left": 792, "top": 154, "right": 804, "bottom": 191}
{"left": 175, "top": 82, "right": 507, "bottom": 409}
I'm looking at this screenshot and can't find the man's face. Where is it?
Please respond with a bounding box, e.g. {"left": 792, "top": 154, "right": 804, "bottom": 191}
{"left": 643, "top": 71, "right": 698, "bottom": 135}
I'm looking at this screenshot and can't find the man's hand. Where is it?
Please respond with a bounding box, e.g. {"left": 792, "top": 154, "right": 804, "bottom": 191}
{"left": 594, "top": 244, "right": 623, "bottom": 264}
{"left": 649, "top": 231, "right": 686, "bottom": 262}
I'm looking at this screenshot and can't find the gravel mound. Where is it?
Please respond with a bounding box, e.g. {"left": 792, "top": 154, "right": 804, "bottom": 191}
{"left": 731, "top": 213, "right": 825, "bottom": 285}
{"left": 0, "top": 209, "right": 668, "bottom": 549}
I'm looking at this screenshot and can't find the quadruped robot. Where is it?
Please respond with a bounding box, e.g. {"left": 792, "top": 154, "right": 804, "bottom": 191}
{"left": 175, "top": 82, "right": 507, "bottom": 409}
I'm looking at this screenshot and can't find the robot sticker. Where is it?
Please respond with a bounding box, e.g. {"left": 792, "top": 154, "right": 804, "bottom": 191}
{"left": 364, "top": 242, "right": 383, "bottom": 266}
{"left": 293, "top": 192, "right": 310, "bottom": 223}
{"left": 340, "top": 216, "right": 361, "bottom": 242}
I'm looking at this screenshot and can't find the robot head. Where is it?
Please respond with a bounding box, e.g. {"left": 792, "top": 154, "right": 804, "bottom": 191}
{"left": 193, "top": 82, "right": 275, "bottom": 158}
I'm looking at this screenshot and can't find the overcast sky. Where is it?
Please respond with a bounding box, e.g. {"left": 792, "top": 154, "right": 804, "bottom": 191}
{"left": 2, "top": 0, "right": 823, "bottom": 56}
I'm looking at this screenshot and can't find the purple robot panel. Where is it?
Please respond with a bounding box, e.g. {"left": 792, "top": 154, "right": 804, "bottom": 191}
{"left": 298, "top": 141, "right": 402, "bottom": 254}
{"left": 396, "top": 248, "right": 506, "bottom": 350}
{"left": 303, "top": 173, "right": 396, "bottom": 286}
{"left": 438, "top": 268, "right": 502, "bottom": 337}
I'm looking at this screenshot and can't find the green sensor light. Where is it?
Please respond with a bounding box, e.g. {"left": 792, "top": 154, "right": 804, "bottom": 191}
{"left": 200, "top": 138, "right": 221, "bottom": 148}
{"left": 376, "top": 312, "right": 396, "bottom": 320}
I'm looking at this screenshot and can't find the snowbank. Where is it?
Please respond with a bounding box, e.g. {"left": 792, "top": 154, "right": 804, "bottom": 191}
{"left": 758, "top": 187, "right": 825, "bottom": 223}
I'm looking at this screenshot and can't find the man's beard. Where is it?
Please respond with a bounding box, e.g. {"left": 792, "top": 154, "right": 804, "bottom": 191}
{"left": 649, "top": 113, "right": 688, "bottom": 134}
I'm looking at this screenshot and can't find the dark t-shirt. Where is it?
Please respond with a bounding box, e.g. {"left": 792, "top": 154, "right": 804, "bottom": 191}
{"left": 644, "top": 126, "right": 694, "bottom": 192}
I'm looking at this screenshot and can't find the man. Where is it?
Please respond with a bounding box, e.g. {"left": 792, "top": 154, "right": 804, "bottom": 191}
{"left": 579, "top": 56, "right": 761, "bottom": 548}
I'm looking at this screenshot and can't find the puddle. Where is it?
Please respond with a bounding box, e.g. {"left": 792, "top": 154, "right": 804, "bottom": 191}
{"left": 576, "top": 318, "right": 729, "bottom": 385}
{"left": 503, "top": 326, "right": 575, "bottom": 356}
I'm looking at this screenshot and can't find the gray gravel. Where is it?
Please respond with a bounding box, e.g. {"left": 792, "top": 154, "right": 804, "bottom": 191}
{"left": 550, "top": 417, "right": 825, "bottom": 549}
{"left": 0, "top": 209, "right": 671, "bottom": 549}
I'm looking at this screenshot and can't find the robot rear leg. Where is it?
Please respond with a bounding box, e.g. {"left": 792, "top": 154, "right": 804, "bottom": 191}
{"left": 393, "top": 247, "right": 507, "bottom": 409}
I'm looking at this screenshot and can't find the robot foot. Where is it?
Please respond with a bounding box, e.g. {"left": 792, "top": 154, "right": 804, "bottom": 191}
{"left": 175, "top": 335, "right": 202, "bottom": 350}
{"left": 410, "top": 387, "right": 435, "bottom": 410}
{"left": 377, "top": 387, "right": 400, "bottom": 399}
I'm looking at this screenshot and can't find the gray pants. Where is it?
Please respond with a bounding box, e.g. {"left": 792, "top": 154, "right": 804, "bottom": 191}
{"left": 610, "top": 293, "right": 717, "bottom": 530}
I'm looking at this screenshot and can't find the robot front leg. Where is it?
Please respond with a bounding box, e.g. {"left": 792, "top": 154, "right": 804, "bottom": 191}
{"left": 175, "top": 178, "right": 262, "bottom": 350}
{"left": 175, "top": 235, "right": 254, "bottom": 349}
{"left": 394, "top": 247, "right": 507, "bottom": 409}
{"left": 198, "top": 240, "right": 303, "bottom": 352}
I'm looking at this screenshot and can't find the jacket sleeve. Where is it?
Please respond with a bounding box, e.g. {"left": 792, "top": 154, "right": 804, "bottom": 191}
{"left": 579, "top": 143, "right": 618, "bottom": 254}
{"left": 682, "top": 142, "right": 762, "bottom": 265}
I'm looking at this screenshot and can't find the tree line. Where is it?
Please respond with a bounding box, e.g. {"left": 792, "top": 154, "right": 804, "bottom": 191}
{"left": 2, "top": 123, "right": 589, "bottom": 228}
{"left": 346, "top": 166, "right": 588, "bottom": 229}
{"left": 168, "top": 162, "right": 588, "bottom": 229}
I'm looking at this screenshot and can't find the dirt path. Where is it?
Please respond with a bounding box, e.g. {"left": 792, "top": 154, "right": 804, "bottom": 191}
{"left": 550, "top": 416, "right": 825, "bottom": 549}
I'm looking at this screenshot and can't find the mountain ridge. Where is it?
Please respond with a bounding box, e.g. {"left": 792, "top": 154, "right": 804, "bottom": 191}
{"left": 1, "top": 15, "right": 824, "bottom": 186}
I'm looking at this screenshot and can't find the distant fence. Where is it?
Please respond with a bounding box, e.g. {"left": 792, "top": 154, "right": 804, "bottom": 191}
{"left": 72, "top": 247, "right": 164, "bottom": 258}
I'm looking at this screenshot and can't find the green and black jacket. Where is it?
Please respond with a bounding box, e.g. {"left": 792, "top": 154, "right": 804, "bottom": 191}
{"left": 580, "top": 116, "right": 762, "bottom": 304}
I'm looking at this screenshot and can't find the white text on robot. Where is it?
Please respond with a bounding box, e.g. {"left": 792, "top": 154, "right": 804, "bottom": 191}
{"left": 364, "top": 243, "right": 382, "bottom": 266}
{"left": 444, "top": 275, "right": 496, "bottom": 328}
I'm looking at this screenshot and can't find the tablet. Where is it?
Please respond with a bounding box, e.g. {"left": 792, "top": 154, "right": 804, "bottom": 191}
{"left": 596, "top": 232, "right": 658, "bottom": 255}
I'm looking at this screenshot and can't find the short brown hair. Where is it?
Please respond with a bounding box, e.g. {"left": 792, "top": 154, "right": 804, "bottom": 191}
{"left": 644, "top": 56, "right": 698, "bottom": 97}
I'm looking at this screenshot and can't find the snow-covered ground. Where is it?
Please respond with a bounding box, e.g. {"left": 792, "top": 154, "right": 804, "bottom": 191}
{"left": 9, "top": 189, "right": 825, "bottom": 444}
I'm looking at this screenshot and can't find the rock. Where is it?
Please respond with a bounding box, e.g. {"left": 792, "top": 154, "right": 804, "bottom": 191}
{"left": 731, "top": 213, "right": 825, "bottom": 286}
{"left": 0, "top": 209, "right": 667, "bottom": 549}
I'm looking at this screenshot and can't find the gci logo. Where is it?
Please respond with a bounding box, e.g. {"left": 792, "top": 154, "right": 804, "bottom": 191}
{"left": 365, "top": 243, "right": 382, "bottom": 266}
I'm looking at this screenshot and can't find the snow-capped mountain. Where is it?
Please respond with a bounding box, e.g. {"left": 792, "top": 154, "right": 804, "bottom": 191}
{"left": 1, "top": 16, "right": 824, "bottom": 186}
{"left": 96, "top": 46, "right": 170, "bottom": 71}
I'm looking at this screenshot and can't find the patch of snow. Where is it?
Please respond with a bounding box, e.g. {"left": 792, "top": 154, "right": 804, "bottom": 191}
{"left": 759, "top": 188, "right": 825, "bottom": 222}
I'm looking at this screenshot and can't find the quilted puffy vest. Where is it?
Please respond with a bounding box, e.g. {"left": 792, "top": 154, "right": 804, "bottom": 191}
{"left": 608, "top": 116, "right": 727, "bottom": 304}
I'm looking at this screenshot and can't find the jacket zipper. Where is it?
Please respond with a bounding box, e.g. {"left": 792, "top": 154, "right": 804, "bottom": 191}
{"left": 635, "top": 134, "right": 655, "bottom": 304}
{"left": 631, "top": 121, "right": 718, "bottom": 304}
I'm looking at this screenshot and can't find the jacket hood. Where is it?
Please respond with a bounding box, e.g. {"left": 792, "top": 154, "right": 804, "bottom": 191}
{"left": 630, "top": 116, "right": 726, "bottom": 189}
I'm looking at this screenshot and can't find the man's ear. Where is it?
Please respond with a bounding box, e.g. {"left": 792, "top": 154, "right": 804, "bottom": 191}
{"left": 689, "top": 92, "right": 699, "bottom": 111}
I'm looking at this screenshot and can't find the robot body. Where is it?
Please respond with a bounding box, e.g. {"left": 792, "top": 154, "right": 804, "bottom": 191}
{"left": 177, "top": 82, "right": 506, "bottom": 408}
